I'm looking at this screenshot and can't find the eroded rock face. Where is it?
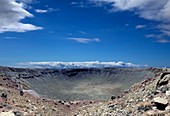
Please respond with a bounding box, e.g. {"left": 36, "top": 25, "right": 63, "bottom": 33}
{"left": 157, "top": 74, "right": 170, "bottom": 87}
{"left": 151, "top": 73, "right": 170, "bottom": 111}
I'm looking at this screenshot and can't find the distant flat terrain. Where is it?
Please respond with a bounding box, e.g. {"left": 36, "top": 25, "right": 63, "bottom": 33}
{"left": 0, "top": 67, "right": 160, "bottom": 101}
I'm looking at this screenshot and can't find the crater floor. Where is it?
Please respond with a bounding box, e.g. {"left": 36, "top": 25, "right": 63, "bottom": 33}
{"left": 0, "top": 67, "right": 158, "bottom": 101}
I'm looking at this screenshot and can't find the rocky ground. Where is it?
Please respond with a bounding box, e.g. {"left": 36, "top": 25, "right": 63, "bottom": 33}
{"left": 72, "top": 69, "right": 170, "bottom": 116}
{"left": 1, "top": 68, "right": 170, "bottom": 115}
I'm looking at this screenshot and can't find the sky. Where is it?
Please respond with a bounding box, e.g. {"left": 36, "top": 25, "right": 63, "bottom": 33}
{"left": 0, "top": 0, "right": 170, "bottom": 67}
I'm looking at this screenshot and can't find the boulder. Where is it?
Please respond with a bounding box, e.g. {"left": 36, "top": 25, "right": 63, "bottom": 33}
{"left": 13, "top": 111, "right": 23, "bottom": 116}
{"left": 165, "top": 106, "right": 170, "bottom": 111}
{"left": 153, "top": 97, "right": 168, "bottom": 105}
{"left": 0, "top": 111, "right": 15, "bottom": 116}
{"left": 166, "top": 90, "right": 170, "bottom": 96}
{"left": 146, "top": 110, "right": 155, "bottom": 116}
{"left": 111, "top": 96, "right": 116, "bottom": 100}
{"left": 1, "top": 92, "right": 8, "bottom": 99}
{"left": 153, "top": 97, "right": 168, "bottom": 110}
{"left": 19, "top": 90, "right": 24, "bottom": 96}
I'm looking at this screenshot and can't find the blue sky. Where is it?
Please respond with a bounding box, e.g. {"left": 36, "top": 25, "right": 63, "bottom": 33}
{"left": 0, "top": 0, "right": 170, "bottom": 67}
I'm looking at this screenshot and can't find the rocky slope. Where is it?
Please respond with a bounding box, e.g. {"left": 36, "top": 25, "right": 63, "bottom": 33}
{"left": 72, "top": 69, "right": 170, "bottom": 116}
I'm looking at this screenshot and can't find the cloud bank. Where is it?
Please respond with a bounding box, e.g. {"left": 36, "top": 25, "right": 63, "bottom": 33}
{"left": 0, "top": 0, "right": 42, "bottom": 33}
{"left": 17, "top": 61, "right": 147, "bottom": 69}
{"left": 90, "top": 0, "right": 170, "bottom": 42}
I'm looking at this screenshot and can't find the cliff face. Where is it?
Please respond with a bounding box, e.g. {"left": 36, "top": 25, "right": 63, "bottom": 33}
{"left": 0, "top": 67, "right": 161, "bottom": 101}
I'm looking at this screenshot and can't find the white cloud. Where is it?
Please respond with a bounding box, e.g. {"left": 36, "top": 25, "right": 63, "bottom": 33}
{"left": 157, "top": 24, "right": 170, "bottom": 36}
{"left": 145, "top": 34, "right": 156, "bottom": 38}
{"left": 71, "top": 2, "right": 78, "bottom": 5}
{"left": 35, "top": 9, "right": 48, "bottom": 13}
{"left": 136, "top": 25, "right": 146, "bottom": 29}
{"left": 17, "top": 61, "right": 146, "bottom": 68}
{"left": 145, "top": 34, "right": 170, "bottom": 43}
{"left": 90, "top": 0, "right": 170, "bottom": 42}
{"left": 17, "top": 0, "right": 34, "bottom": 4}
{"left": 78, "top": 31, "right": 86, "bottom": 34}
{"left": 156, "top": 39, "right": 170, "bottom": 43}
{"left": 0, "top": 0, "right": 42, "bottom": 33}
{"left": 90, "top": 0, "right": 170, "bottom": 22}
{"left": 162, "top": 30, "right": 170, "bottom": 36}
{"left": 4, "top": 36, "right": 18, "bottom": 40}
{"left": 35, "top": 8, "right": 59, "bottom": 13}
{"left": 67, "top": 38, "right": 100, "bottom": 43}
{"left": 125, "top": 24, "right": 129, "bottom": 26}
{"left": 71, "top": 1, "right": 89, "bottom": 8}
